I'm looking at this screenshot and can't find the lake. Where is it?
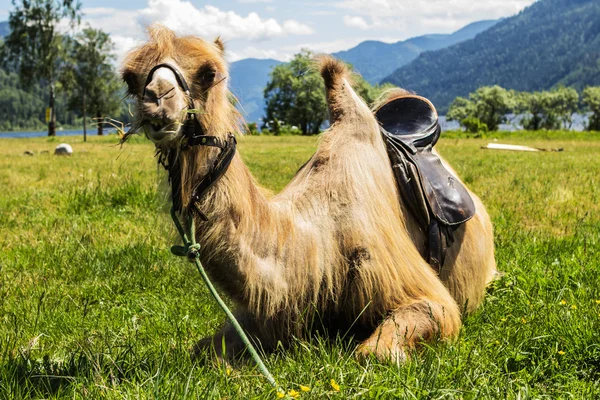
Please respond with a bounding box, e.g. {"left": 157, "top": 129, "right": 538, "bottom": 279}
{"left": 0, "top": 114, "right": 590, "bottom": 138}
{"left": 0, "top": 129, "right": 88, "bottom": 138}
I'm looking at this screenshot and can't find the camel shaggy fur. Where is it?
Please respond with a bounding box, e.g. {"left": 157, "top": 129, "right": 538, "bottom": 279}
{"left": 121, "top": 25, "right": 496, "bottom": 363}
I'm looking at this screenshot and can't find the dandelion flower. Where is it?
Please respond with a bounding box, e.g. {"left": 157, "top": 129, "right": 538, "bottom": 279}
{"left": 330, "top": 379, "right": 340, "bottom": 392}
{"left": 300, "top": 385, "right": 310, "bottom": 392}
{"left": 560, "top": 300, "right": 567, "bottom": 305}
{"left": 277, "top": 391, "right": 285, "bottom": 398}
{"left": 595, "top": 300, "right": 600, "bottom": 305}
{"left": 571, "top": 305, "right": 577, "bottom": 310}
{"left": 226, "top": 367, "right": 232, "bottom": 376}
{"left": 288, "top": 389, "right": 300, "bottom": 398}
{"left": 500, "top": 317, "right": 507, "bottom": 322}
{"left": 521, "top": 317, "right": 527, "bottom": 324}
{"left": 558, "top": 350, "right": 566, "bottom": 355}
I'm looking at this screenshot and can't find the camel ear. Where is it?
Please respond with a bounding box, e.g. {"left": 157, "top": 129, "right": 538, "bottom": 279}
{"left": 214, "top": 37, "right": 225, "bottom": 54}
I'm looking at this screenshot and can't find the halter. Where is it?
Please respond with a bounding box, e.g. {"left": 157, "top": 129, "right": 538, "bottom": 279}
{"left": 146, "top": 63, "right": 237, "bottom": 219}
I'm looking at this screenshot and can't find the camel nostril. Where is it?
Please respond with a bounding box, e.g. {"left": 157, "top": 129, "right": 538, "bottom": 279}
{"left": 144, "top": 83, "right": 176, "bottom": 105}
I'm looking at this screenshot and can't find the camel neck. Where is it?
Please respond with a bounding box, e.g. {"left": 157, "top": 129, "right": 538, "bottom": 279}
{"left": 191, "top": 152, "right": 278, "bottom": 306}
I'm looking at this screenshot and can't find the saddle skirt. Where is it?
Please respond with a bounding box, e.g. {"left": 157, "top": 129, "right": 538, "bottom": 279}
{"left": 375, "top": 95, "right": 476, "bottom": 271}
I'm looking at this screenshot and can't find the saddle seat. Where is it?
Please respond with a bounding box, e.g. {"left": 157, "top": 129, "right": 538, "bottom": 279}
{"left": 375, "top": 95, "right": 476, "bottom": 271}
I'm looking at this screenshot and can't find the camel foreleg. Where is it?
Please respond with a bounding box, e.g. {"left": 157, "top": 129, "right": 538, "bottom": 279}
{"left": 356, "top": 299, "right": 460, "bottom": 364}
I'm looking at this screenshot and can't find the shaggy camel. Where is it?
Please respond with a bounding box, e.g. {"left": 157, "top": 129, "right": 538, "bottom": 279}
{"left": 121, "top": 25, "right": 496, "bottom": 363}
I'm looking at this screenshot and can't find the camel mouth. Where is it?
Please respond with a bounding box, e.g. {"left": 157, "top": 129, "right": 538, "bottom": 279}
{"left": 142, "top": 119, "right": 181, "bottom": 144}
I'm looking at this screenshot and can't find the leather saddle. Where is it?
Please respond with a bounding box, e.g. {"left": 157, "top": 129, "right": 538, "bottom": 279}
{"left": 375, "top": 95, "right": 476, "bottom": 271}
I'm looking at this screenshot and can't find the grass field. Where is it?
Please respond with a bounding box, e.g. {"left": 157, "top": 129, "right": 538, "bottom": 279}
{"left": 1, "top": 133, "right": 599, "bottom": 399}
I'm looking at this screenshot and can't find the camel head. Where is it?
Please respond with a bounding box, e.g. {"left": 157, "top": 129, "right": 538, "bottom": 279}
{"left": 121, "top": 24, "right": 232, "bottom": 147}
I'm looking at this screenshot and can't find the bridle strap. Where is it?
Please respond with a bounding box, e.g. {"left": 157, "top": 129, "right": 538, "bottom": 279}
{"left": 190, "top": 134, "right": 237, "bottom": 220}
{"left": 145, "top": 63, "right": 236, "bottom": 219}
{"left": 144, "top": 63, "right": 193, "bottom": 107}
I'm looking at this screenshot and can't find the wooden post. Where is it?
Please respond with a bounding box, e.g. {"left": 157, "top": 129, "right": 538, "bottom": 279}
{"left": 82, "top": 92, "right": 87, "bottom": 142}
{"left": 48, "top": 84, "right": 56, "bottom": 137}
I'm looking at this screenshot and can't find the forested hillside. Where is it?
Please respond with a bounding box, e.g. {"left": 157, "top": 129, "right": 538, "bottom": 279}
{"left": 0, "top": 69, "right": 71, "bottom": 131}
{"left": 332, "top": 20, "right": 497, "bottom": 84}
{"left": 383, "top": 0, "right": 600, "bottom": 111}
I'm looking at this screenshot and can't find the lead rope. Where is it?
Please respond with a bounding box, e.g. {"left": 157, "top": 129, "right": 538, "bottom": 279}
{"left": 168, "top": 207, "right": 280, "bottom": 391}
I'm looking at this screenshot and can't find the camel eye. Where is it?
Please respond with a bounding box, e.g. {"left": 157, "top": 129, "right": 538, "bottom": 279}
{"left": 197, "top": 66, "right": 216, "bottom": 84}
{"left": 122, "top": 71, "right": 138, "bottom": 94}
{"left": 205, "top": 70, "right": 216, "bottom": 82}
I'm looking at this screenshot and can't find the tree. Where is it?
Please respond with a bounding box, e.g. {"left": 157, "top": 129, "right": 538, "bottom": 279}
{"left": 582, "top": 87, "right": 600, "bottom": 131}
{"left": 264, "top": 50, "right": 395, "bottom": 135}
{"left": 4, "top": 0, "right": 81, "bottom": 136}
{"left": 447, "top": 86, "right": 515, "bottom": 132}
{"left": 551, "top": 86, "right": 579, "bottom": 129}
{"left": 469, "top": 86, "right": 515, "bottom": 132}
{"left": 62, "top": 27, "right": 121, "bottom": 139}
{"left": 446, "top": 96, "right": 482, "bottom": 132}
{"left": 516, "top": 91, "right": 553, "bottom": 131}
{"left": 517, "top": 87, "right": 579, "bottom": 130}
{"left": 264, "top": 50, "right": 327, "bottom": 135}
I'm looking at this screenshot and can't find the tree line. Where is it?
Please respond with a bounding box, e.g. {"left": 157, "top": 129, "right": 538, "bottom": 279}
{"left": 447, "top": 86, "right": 600, "bottom": 133}
{"left": 262, "top": 52, "right": 600, "bottom": 136}
{"left": 0, "top": 0, "right": 128, "bottom": 137}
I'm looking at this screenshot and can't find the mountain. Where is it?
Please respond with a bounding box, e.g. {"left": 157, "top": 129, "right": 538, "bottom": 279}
{"left": 382, "top": 0, "right": 600, "bottom": 112}
{"left": 229, "top": 58, "right": 282, "bottom": 124}
{"left": 0, "top": 21, "right": 8, "bottom": 37}
{"left": 332, "top": 19, "right": 498, "bottom": 84}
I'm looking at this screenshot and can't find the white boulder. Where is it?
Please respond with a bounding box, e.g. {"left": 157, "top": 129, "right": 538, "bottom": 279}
{"left": 54, "top": 143, "right": 73, "bottom": 156}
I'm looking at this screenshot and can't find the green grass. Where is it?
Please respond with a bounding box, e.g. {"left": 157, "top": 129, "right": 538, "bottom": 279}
{"left": 0, "top": 133, "right": 599, "bottom": 399}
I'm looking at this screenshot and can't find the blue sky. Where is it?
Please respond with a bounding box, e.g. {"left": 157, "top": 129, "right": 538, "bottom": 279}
{"left": 0, "top": 0, "right": 537, "bottom": 63}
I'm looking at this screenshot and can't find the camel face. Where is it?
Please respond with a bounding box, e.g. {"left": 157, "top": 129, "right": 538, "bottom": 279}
{"left": 139, "top": 61, "right": 190, "bottom": 143}
{"left": 121, "top": 25, "right": 228, "bottom": 147}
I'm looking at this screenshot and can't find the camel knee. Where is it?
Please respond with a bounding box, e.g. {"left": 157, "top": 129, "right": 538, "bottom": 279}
{"left": 357, "top": 299, "right": 460, "bottom": 363}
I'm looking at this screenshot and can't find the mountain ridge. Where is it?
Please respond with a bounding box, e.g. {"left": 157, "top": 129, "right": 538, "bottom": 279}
{"left": 332, "top": 19, "right": 498, "bottom": 84}
{"left": 382, "top": 0, "right": 600, "bottom": 111}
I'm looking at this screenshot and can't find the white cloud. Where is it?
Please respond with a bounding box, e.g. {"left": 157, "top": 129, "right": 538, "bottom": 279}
{"left": 111, "top": 35, "right": 143, "bottom": 65}
{"left": 237, "top": 0, "right": 273, "bottom": 3}
{"left": 138, "top": 0, "right": 313, "bottom": 41}
{"left": 82, "top": 7, "right": 119, "bottom": 16}
{"left": 227, "top": 46, "right": 291, "bottom": 62}
{"left": 343, "top": 15, "right": 369, "bottom": 30}
{"left": 77, "top": 2, "right": 315, "bottom": 64}
{"left": 334, "top": 0, "right": 537, "bottom": 33}
{"left": 282, "top": 20, "right": 314, "bottom": 35}
{"left": 82, "top": 8, "right": 143, "bottom": 38}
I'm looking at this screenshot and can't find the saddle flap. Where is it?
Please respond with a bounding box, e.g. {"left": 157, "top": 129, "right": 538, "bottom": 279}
{"left": 375, "top": 95, "right": 440, "bottom": 148}
{"left": 413, "top": 152, "right": 476, "bottom": 226}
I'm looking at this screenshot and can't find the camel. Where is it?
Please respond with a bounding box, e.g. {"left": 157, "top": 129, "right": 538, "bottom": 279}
{"left": 121, "top": 25, "right": 496, "bottom": 363}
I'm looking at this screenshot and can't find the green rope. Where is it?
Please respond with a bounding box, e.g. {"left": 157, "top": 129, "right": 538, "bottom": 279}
{"left": 169, "top": 208, "right": 279, "bottom": 390}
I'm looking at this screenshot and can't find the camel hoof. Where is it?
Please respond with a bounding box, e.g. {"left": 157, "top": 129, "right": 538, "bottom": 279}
{"left": 355, "top": 342, "right": 408, "bottom": 365}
